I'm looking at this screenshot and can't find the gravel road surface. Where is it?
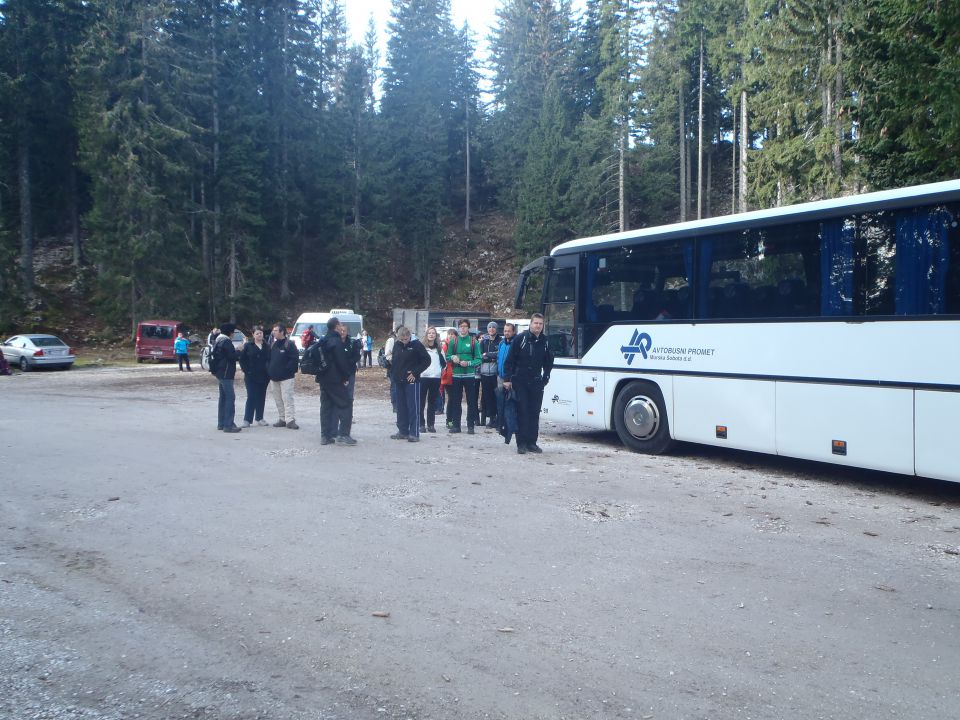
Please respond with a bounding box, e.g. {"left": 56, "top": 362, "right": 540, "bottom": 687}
{"left": 2, "top": 366, "right": 958, "bottom": 720}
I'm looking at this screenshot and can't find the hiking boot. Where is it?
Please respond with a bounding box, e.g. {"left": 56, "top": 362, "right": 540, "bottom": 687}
{"left": 407, "top": 436, "right": 420, "bottom": 443}
{"left": 216, "top": 425, "right": 224, "bottom": 431}
{"left": 223, "top": 426, "right": 241, "bottom": 434}
{"left": 241, "top": 420, "right": 251, "bottom": 428}
{"left": 528, "top": 444, "right": 543, "bottom": 454}
{"left": 320, "top": 436, "right": 335, "bottom": 445}
{"left": 336, "top": 435, "right": 357, "bottom": 446}
{"left": 286, "top": 421, "right": 299, "bottom": 430}
{"left": 256, "top": 420, "right": 268, "bottom": 426}
{"left": 426, "top": 425, "right": 436, "bottom": 433}
{"left": 448, "top": 426, "right": 461, "bottom": 434}
{"left": 467, "top": 426, "right": 475, "bottom": 435}
{"left": 517, "top": 445, "right": 528, "bottom": 455}
{"left": 390, "top": 433, "right": 409, "bottom": 440}
{"left": 418, "top": 425, "right": 427, "bottom": 434}
{"left": 273, "top": 420, "right": 286, "bottom": 428}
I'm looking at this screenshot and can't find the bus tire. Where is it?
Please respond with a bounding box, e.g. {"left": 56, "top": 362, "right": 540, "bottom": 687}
{"left": 613, "top": 381, "right": 673, "bottom": 455}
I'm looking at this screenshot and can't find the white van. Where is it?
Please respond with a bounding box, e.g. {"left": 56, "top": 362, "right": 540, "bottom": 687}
{"left": 292, "top": 309, "right": 364, "bottom": 355}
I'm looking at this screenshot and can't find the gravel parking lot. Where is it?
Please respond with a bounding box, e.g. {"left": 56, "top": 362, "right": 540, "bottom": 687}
{"left": 2, "top": 366, "right": 959, "bottom": 719}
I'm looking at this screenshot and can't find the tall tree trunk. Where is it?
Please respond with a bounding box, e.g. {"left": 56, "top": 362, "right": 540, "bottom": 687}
{"left": 279, "top": 6, "right": 292, "bottom": 303}
{"left": 832, "top": 13, "right": 843, "bottom": 181}
{"left": 229, "top": 236, "right": 237, "bottom": 323}
{"left": 731, "top": 95, "right": 737, "bottom": 214}
{"left": 68, "top": 160, "right": 82, "bottom": 268}
{"left": 129, "top": 256, "right": 137, "bottom": 339}
{"left": 619, "top": 126, "right": 627, "bottom": 231}
{"left": 18, "top": 130, "right": 34, "bottom": 303}
{"left": 697, "top": 31, "right": 704, "bottom": 220}
{"left": 739, "top": 90, "right": 748, "bottom": 213}
{"left": 678, "top": 74, "right": 686, "bottom": 222}
{"left": 464, "top": 98, "right": 471, "bottom": 232}
{"left": 706, "top": 143, "right": 712, "bottom": 218}
{"left": 210, "top": 7, "right": 222, "bottom": 315}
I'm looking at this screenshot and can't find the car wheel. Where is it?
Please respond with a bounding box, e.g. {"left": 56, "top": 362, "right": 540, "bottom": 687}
{"left": 612, "top": 380, "right": 673, "bottom": 455}
{"left": 19, "top": 357, "right": 29, "bottom": 372}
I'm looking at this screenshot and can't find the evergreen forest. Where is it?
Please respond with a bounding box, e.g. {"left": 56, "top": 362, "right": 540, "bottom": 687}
{"left": 1, "top": 0, "right": 958, "bottom": 335}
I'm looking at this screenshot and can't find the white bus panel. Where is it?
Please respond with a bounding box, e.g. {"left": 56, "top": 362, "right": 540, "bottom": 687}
{"left": 673, "top": 376, "right": 777, "bottom": 453}
{"left": 915, "top": 391, "right": 960, "bottom": 483}
{"left": 775, "top": 383, "right": 915, "bottom": 475}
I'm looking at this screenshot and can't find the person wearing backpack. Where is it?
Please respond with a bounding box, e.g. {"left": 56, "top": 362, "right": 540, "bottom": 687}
{"left": 211, "top": 322, "right": 241, "bottom": 433}
{"left": 445, "top": 319, "right": 482, "bottom": 434}
{"left": 318, "top": 317, "right": 356, "bottom": 446}
{"left": 503, "top": 313, "right": 554, "bottom": 454}
{"left": 268, "top": 323, "right": 299, "bottom": 430}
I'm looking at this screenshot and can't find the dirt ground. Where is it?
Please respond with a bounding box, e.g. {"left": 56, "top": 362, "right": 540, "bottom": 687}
{"left": 2, "top": 365, "right": 959, "bottom": 720}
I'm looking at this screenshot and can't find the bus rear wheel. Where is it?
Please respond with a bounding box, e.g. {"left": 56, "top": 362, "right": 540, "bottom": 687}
{"left": 613, "top": 381, "right": 673, "bottom": 455}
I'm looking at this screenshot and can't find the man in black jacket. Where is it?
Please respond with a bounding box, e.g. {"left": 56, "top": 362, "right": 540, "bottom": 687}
{"left": 268, "top": 323, "right": 300, "bottom": 429}
{"left": 503, "top": 313, "right": 554, "bottom": 454}
{"left": 390, "top": 326, "right": 431, "bottom": 442}
{"left": 212, "top": 322, "right": 241, "bottom": 433}
{"left": 318, "top": 317, "right": 356, "bottom": 446}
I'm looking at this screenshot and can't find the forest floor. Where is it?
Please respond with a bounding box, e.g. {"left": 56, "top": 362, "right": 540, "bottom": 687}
{"left": 2, "top": 364, "right": 959, "bottom": 720}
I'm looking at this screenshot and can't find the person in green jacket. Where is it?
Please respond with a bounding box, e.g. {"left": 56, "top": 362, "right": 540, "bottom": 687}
{"left": 445, "top": 318, "right": 482, "bottom": 434}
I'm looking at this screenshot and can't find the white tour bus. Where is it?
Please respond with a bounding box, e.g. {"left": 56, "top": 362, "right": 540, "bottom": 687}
{"left": 514, "top": 179, "right": 960, "bottom": 483}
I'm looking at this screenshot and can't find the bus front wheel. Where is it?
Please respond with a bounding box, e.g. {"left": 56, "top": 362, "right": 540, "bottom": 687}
{"left": 613, "top": 381, "right": 674, "bottom": 455}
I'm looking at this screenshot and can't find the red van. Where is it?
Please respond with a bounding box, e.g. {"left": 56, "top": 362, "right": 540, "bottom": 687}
{"left": 135, "top": 320, "right": 183, "bottom": 362}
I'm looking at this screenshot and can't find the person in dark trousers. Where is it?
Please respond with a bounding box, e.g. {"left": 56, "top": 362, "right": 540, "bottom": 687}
{"left": 174, "top": 332, "right": 192, "bottom": 371}
{"left": 318, "top": 317, "right": 356, "bottom": 446}
{"left": 503, "top": 313, "right": 553, "bottom": 454}
{"left": 479, "top": 321, "right": 501, "bottom": 428}
{"left": 268, "top": 323, "right": 299, "bottom": 429}
{"left": 239, "top": 326, "right": 270, "bottom": 427}
{"left": 418, "top": 326, "right": 445, "bottom": 433}
{"left": 390, "top": 326, "right": 431, "bottom": 442}
{"left": 446, "top": 319, "right": 482, "bottom": 434}
{"left": 496, "top": 322, "right": 517, "bottom": 443}
{"left": 212, "top": 322, "right": 241, "bottom": 433}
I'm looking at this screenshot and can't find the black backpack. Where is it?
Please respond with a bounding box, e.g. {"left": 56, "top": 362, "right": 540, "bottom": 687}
{"left": 300, "top": 340, "right": 329, "bottom": 376}
{"left": 208, "top": 341, "right": 223, "bottom": 376}
{"left": 377, "top": 345, "right": 389, "bottom": 368}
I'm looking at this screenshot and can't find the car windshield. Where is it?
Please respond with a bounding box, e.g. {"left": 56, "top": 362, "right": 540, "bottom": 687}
{"left": 30, "top": 337, "right": 66, "bottom": 347}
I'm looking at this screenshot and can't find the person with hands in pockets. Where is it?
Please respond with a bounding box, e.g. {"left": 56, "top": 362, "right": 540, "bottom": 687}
{"left": 502, "top": 313, "right": 553, "bottom": 455}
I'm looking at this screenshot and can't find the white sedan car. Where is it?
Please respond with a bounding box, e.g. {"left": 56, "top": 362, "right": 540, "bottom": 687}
{"left": 1, "top": 334, "right": 75, "bottom": 371}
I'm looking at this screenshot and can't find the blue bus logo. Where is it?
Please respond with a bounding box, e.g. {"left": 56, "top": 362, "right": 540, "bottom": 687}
{"left": 621, "top": 330, "right": 652, "bottom": 365}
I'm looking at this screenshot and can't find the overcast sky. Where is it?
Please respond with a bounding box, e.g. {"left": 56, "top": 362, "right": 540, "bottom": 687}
{"left": 344, "top": 1, "right": 587, "bottom": 61}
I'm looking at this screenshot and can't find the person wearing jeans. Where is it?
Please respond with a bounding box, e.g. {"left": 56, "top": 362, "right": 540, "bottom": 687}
{"left": 267, "top": 323, "right": 299, "bottom": 430}
{"left": 212, "top": 322, "right": 241, "bottom": 433}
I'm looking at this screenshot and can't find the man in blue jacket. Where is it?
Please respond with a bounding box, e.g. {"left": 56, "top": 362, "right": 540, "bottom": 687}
{"left": 268, "top": 323, "right": 299, "bottom": 430}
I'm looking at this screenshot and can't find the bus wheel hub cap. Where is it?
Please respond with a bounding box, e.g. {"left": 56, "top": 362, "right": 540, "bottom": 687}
{"left": 625, "top": 397, "right": 659, "bottom": 440}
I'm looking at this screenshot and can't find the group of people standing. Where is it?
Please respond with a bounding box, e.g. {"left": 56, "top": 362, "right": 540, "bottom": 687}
{"left": 209, "top": 322, "right": 301, "bottom": 433}
{"left": 384, "top": 314, "right": 554, "bottom": 454}
{"left": 207, "top": 313, "right": 554, "bottom": 455}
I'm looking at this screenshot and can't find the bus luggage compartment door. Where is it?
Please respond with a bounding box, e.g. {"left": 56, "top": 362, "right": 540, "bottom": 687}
{"left": 915, "top": 390, "right": 960, "bottom": 483}
{"left": 776, "top": 383, "right": 914, "bottom": 475}
{"left": 673, "top": 377, "right": 776, "bottom": 452}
